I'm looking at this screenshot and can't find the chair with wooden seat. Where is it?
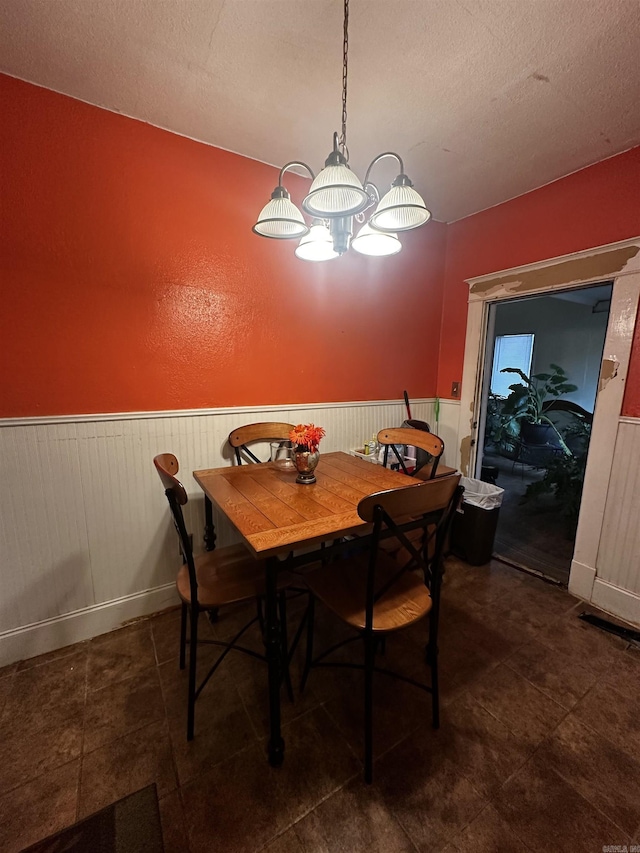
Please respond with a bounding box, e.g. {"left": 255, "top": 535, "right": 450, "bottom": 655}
{"left": 374, "top": 427, "right": 457, "bottom": 563}
{"left": 377, "top": 427, "right": 457, "bottom": 480}
{"left": 228, "top": 422, "right": 295, "bottom": 465}
{"left": 300, "top": 474, "right": 462, "bottom": 783}
{"left": 154, "top": 453, "right": 294, "bottom": 740}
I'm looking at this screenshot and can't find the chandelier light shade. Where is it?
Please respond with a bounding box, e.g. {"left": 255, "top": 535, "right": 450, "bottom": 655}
{"left": 302, "top": 143, "right": 369, "bottom": 218}
{"left": 351, "top": 222, "right": 402, "bottom": 256}
{"left": 295, "top": 221, "right": 339, "bottom": 262}
{"left": 252, "top": 186, "right": 309, "bottom": 239}
{"left": 252, "top": 0, "right": 432, "bottom": 260}
{"left": 368, "top": 180, "right": 431, "bottom": 233}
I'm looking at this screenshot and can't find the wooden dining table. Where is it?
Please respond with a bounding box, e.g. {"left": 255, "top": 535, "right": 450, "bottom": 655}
{"left": 193, "top": 450, "right": 417, "bottom": 767}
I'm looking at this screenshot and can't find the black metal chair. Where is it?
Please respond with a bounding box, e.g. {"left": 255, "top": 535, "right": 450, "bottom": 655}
{"left": 228, "top": 422, "right": 295, "bottom": 465}
{"left": 377, "top": 427, "right": 457, "bottom": 479}
{"left": 153, "top": 453, "right": 294, "bottom": 740}
{"left": 300, "top": 474, "right": 462, "bottom": 783}
{"left": 370, "top": 427, "right": 457, "bottom": 563}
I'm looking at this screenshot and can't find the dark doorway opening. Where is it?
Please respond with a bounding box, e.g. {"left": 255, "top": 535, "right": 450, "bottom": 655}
{"left": 476, "top": 282, "right": 612, "bottom": 585}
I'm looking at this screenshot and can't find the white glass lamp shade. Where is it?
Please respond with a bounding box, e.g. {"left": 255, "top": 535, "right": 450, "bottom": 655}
{"left": 302, "top": 164, "right": 369, "bottom": 218}
{"left": 351, "top": 222, "right": 402, "bottom": 257}
{"left": 295, "top": 222, "right": 339, "bottom": 262}
{"left": 368, "top": 184, "right": 431, "bottom": 232}
{"left": 252, "top": 192, "right": 309, "bottom": 239}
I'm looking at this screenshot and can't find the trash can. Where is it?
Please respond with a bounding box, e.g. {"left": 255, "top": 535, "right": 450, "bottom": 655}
{"left": 450, "top": 476, "right": 504, "bottom": 566}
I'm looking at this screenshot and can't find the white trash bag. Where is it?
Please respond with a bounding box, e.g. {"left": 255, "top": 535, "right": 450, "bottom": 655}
{"left": 459, "top": 477, "right": 504, "bottom": 511}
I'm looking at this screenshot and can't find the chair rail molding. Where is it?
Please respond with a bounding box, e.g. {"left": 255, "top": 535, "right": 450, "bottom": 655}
{"left": 458, "top": 237, "right": 640, "bottom": 626}
{"left": 0, "top": 397, "right": 435, "bottom": 428}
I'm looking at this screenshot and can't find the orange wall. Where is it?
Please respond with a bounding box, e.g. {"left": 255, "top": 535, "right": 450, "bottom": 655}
{"left": 3, "top": 74, "right": 639, "bottom": 420}
{"left": 0, "top": 74, "right": 445, "bottom": 417}
{"left": 439, "top": 146, "right": 640, "bottom": 415}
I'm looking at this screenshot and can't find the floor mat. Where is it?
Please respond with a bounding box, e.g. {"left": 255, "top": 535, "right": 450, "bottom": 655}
{"left": 21, "top": 784, "right": 164, "bottom": 853}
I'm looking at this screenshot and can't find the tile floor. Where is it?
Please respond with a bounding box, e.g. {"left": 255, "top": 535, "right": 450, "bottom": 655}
{"left": 1, "top": 557, "right": 639, "bottom": 852}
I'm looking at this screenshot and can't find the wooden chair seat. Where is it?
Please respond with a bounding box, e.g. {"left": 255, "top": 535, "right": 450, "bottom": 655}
{"left": 305, "top": 550, "right": 432, "bottom": 633}
{"left": 415, "top": 463, "right": 457, "bottom": 480}
{"left": 177, "top": 545, "right": 294, "bottom": 608}
{"left": 300, "top": 474, "right": 463, "bottom": 783}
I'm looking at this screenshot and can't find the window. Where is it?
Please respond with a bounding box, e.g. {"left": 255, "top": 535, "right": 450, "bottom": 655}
{"left": 490, "top": 333, "right": 535, "bottom": 397}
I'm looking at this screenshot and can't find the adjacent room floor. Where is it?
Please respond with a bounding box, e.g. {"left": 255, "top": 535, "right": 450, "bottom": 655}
{"left": 483, "top": 451, "right": 575, "bottom": 584}
{"left": 1, "top": 557, "right": 639, "bottom": 852}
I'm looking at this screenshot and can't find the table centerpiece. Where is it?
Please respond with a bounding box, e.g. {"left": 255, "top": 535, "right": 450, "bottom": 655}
{"left": 289, "top": 423, "right": 326, "bottom": 484}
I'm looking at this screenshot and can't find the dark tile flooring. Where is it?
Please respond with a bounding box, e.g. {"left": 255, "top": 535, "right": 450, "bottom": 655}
{"left": 1, "top": 557, "right": 639, "bottom": 852}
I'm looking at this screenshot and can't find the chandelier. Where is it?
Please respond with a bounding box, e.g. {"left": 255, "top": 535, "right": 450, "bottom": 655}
{"left": 252, "top": 0, "right": 431, "bottom": 261}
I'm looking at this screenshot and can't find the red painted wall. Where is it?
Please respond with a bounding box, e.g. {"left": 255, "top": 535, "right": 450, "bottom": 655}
{"left": 0, "top": 75, "right": 445, "bottom": 417}
{"left": 439, "top": 147, "right": 640, "bottom": 415}
{"left": 3, "top": 74, "right": 639, "bottom": 420}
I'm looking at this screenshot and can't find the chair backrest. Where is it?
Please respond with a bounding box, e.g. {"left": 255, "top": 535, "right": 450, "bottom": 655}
{"left": 377, "top": 427, "right": 445, "bottom": 478}
{"left": 228, "top": 422, "right": 296, "bottom": 465}
{"left": 153, "top": 454, "right": 197, "bottom": 599}
{"left": 403, "top": 419, "right": 431, "bottom": 433}
{"left": 357, "top": 474, "right": 462, "bottom": 631}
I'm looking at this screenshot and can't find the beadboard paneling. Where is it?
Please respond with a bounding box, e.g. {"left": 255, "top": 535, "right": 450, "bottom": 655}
{"left": 433, "top": 400, "right": 461, "bottom": 470}
{"left": 596, "top": 419, "right": 640, "bottom": 595}
{"left": 0, "top": 422, "right": 94, "bottom": 627}
{"left": 0, "top": 399, "right": 437, "bottom": 648}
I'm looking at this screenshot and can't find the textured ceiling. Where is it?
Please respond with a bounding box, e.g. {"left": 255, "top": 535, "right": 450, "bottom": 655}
{"left": 1, "top": 0, "right": 639, "bottom": 222}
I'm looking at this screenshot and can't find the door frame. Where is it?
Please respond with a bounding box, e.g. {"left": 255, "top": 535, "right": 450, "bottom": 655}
{"left": 472, "top": 302, "right": 497, "bottom": 478}
{"left": 457, "top": 237, "right": 640, "bottom": 599}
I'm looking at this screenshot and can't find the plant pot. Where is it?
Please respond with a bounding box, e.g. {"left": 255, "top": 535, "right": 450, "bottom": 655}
{"left": 520, "top": 422, "right": 560, "bottom": 447}
{"left": 292, "top": 448, "right": 319, "bottom": 484}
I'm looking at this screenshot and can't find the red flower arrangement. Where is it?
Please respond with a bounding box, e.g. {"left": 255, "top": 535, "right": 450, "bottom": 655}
{"left": 289, "top": 423, "right": 326, "bottom": 453}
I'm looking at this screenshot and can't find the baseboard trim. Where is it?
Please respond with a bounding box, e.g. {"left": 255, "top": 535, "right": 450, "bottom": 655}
{"left": 0, "top": 583, "right": 179, "bottom": 668}
{"left": 591, "top": 578, "right": 640, "bottom": 629}
{"left": 568, "top": 560, "right": 596, "bottom": 601}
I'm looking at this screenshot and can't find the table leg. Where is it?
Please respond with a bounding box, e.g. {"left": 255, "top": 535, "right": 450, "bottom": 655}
{"left": 204, "top": 496, "right": 217, "bottom": 552}
{"left": 204, "top": 497, "right": 219, "bottom": 624}
{"left": 265, "top": 556, "right": 284, "bottom": 767}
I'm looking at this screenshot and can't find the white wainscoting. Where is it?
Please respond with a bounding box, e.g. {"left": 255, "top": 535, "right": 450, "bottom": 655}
{"left": 0, "top": 397, "right": 446, "bottom": 666}
{"left": 592, "top": 417, "right": 640, "bottom": 624}
{"left": 434, "top": 400, "right": 462, "bottom": 471}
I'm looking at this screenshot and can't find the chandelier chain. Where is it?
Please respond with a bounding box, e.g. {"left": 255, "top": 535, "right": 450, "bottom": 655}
{"left": 338, "top": 0, "right": 349, "bottom": 158}
{"left": 253, "top": 0, "right": 430, "bottom": 253}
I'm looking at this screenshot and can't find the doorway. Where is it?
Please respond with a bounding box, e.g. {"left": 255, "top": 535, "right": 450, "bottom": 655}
{"left": 475, "top": 283, "right": 612, "bottom": 584}
{"left": 457, "top": 238, "right": 640, "bottom": 624}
